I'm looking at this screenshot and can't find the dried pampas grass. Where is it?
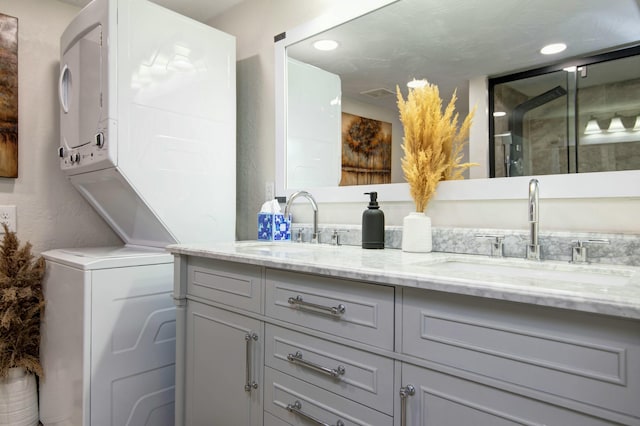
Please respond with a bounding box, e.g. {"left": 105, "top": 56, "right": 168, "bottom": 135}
{"left": 0, "top": 224, "right": 45, "bottom": 378}
{"left": 397, "top": 82, "right": 476, "bottom": 212}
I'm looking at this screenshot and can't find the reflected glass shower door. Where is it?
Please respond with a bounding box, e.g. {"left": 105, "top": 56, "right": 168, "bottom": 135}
{"left": 491, "top": 50, "right": 640, "bottom": 178}
{"left": 491, "top": 70, "right": 573, "bottom": 178}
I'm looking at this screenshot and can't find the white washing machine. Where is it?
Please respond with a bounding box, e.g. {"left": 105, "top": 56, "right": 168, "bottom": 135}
{"left": 39, "top": 247, "right": 175, "bottom": 426}
{"left": 40, "top": 0, "right": 236, "bottom": 424}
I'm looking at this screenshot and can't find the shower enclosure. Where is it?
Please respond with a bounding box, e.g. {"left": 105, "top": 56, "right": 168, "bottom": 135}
{"left": 490, "top": 47, "right": 640, "bottom": 178}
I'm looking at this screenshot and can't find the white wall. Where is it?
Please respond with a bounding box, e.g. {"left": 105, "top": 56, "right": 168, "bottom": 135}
{"left": 0, "top": 0, "right": 122, "bottom": 253}
{"left": 212, "top": 0, "right": 640, "bottom": 240}
{"left": 209, "top": 0, "right": 345, "bottom": 240}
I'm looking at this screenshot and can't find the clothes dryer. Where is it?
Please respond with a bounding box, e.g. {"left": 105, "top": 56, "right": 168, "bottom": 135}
{"left": 57, "top": 0, "right": 236, "bottom": 247}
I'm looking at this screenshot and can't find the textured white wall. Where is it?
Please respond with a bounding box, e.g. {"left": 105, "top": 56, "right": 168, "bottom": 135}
{"left": 209, "top": 0, "right": 346, "bottom": 240}
{"left": 212, "top": 0, "right": 640, "bottom": 240}
{"left": 0, "top": 0, "right": 122, "bottom": 254}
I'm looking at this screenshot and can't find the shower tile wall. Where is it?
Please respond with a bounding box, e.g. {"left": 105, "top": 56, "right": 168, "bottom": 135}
{"left": 577, "top": 77, "right": 640, "bottom": 173}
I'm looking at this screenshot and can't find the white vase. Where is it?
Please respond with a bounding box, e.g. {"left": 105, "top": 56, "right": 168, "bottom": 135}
{"left": 0, "top": 368, "right": 38, "bottom": 426}
{"left": 402, "top": 212, "right": 432, "bottom": 253}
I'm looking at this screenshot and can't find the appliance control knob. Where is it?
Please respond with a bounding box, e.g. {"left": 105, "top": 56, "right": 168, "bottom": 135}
{"left": 70, "top": 153, "right": 80, "bottom": 164}
{"left": 95, "top": 132, "right": 105, "bottom": 148}
{"left": 58, "top": 147, "right": 65, "bottom": 158}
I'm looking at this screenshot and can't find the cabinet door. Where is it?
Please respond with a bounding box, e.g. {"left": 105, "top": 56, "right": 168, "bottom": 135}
{"left": 400, "top": 364, "right": 618, "bottom": 426}
{"left": 402, "top": 288, "right": 640, "bottom": 419}
{"left": 185, "top": 301, "right": 263, "bottom": 426}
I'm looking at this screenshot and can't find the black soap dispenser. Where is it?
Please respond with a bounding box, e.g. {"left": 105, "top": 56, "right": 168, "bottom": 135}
{"left": 362, "top": 192, "right": 384, "bottom": 249}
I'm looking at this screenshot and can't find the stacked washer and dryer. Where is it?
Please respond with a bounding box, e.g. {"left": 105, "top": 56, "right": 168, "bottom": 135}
{"left": 39, "top": 0, "right": 236, "bottom": 424}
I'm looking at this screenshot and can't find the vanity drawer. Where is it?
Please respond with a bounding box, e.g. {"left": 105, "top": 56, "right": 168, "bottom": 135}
{"left": 265, "top": 269, "right": 394, "bottom": 350}
{"left": 265, "top": 324, "right": 394, "bottom": 415}
{"left": 187, "top": 258, "right": 262, "bottom": 313}
{"left": 264, "top": 367, "right": 393, "bottom": 426}
{"left": 402, "top": 288, "right": 640, "bottom": 420}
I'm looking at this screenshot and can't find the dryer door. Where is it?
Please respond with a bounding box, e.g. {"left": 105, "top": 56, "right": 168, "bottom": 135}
{"left": 59, "top": 24, "right": 112, "bottom": 174}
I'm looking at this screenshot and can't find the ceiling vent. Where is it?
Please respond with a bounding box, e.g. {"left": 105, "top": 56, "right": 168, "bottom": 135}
{"left": 360, "top": 88, "right": 395, "bottom": 98}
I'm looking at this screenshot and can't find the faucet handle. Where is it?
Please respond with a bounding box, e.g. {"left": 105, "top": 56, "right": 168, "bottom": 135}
{"left": 475, "top": 234, "right": 505, "bottom": 257}
{"left": 570, "top": 239, "right": 609, "bottom": 264}
{"left": 331, "top": 229, "right": 340, "bottom": 246}
{"left": 329, "top": 229, "right": 349, "bottom": 246}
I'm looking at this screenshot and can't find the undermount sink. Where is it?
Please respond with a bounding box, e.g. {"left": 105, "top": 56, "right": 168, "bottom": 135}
{"left": 413, "top": 256, "right": 635, "bottom": 287}
{"left": 234, "top": 241, "right": 338, "bottom": 256}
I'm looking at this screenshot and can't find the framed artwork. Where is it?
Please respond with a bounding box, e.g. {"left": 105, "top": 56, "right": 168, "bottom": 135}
{"left": 340, "top": 112, "right": 391, "bottom": 186}
{"left": 0, "top": 13, "right": 18, "bottom": 178}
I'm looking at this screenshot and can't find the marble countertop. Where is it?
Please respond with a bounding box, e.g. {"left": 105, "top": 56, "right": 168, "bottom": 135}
{"left": 167, "top": 241, "right": 640, "bottom": 320}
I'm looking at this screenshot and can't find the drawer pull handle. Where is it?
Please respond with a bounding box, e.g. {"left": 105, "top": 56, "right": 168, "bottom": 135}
{"left": 287, "top": 295, "right": 346, "bottom": 316}
{"left": 399, "top": 384, "right": 415, "bottom": 426}
{"left": 244, "top": 332, "right": 259, "bottom": 392}
{"left": 286, "top": 400, "right": 345, "bottom": 426}
{"left": 287, "top": 351, "right": 346, "bottom": 379}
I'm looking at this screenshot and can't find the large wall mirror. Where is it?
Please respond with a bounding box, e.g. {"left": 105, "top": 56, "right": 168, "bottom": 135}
{"left": 275, "top": 0, "right": 640, "bottom": 202}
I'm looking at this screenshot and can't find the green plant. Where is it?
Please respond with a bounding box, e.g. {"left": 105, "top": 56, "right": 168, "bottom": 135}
{"left": 0, "top": 224, "right": 45, "bottom": 378}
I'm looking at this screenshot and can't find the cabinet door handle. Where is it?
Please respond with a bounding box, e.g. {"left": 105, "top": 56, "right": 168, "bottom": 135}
{"left": 399, "top": 384, "right": 415, "bottom": 426}
{"left": 286, "top": 400, "right": 344, "bottom": 426}
{"left": 287, "top": 351, "right": 346, "bottom": 379}
{"left": 287, "top": 295, "right": 346, "bottom": 316}
{"left": 244, "top": 332, "right": 259, "bottom": 392}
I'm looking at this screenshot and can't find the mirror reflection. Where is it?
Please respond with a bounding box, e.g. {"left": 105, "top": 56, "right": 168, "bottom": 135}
{"left": 284, "top": 0, "right": 640, "bottom": 190}
{"left": 491, "top": 50, "right": 640, "bottom": 178}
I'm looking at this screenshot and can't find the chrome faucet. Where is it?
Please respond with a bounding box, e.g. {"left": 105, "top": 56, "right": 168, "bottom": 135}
{"left": 284, "top": 191, "right": 319, "bottom": 244}
{"left": 526, "top": 178, "right": 540, "bottom": 260}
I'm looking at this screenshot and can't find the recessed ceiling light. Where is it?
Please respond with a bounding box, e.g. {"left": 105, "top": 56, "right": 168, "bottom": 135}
{"left": 540, "top": 43, "right": 567, "bottom": 55}
{"left": 313, "top": 39, "right": 339, "bottom": 51}
{"left": 407, "top": 79, "right": 428, "bottom": 88}
{"left": 493, "top": 111, "right": 507, "bottom": 117}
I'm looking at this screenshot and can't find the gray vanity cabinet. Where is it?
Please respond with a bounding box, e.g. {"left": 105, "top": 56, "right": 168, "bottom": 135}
{"left": 402, "top": 288, "right": 640, "bottom": 425}
{"left": 184, "top": 301, "right": 263, "bottom": 426}
{"left": 174, "top": 252, "right": 640, "bottom": 426}
{"left": 178, "top": 257, "right": 264, "bottom": 426}
{"left": 400, "top": 363, "right": 620, "bottom": 426}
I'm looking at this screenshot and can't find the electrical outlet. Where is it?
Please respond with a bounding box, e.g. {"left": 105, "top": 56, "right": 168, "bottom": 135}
{"left": 0, "top": 205, "right": 17, "bottom": 233}
{"left": 265, "top": 181, "right": 275, "bottom": 201}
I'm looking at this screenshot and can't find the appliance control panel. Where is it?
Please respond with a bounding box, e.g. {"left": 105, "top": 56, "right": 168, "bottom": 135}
{"left": 60, "top": 126, "right": 114, "bottom": 174}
